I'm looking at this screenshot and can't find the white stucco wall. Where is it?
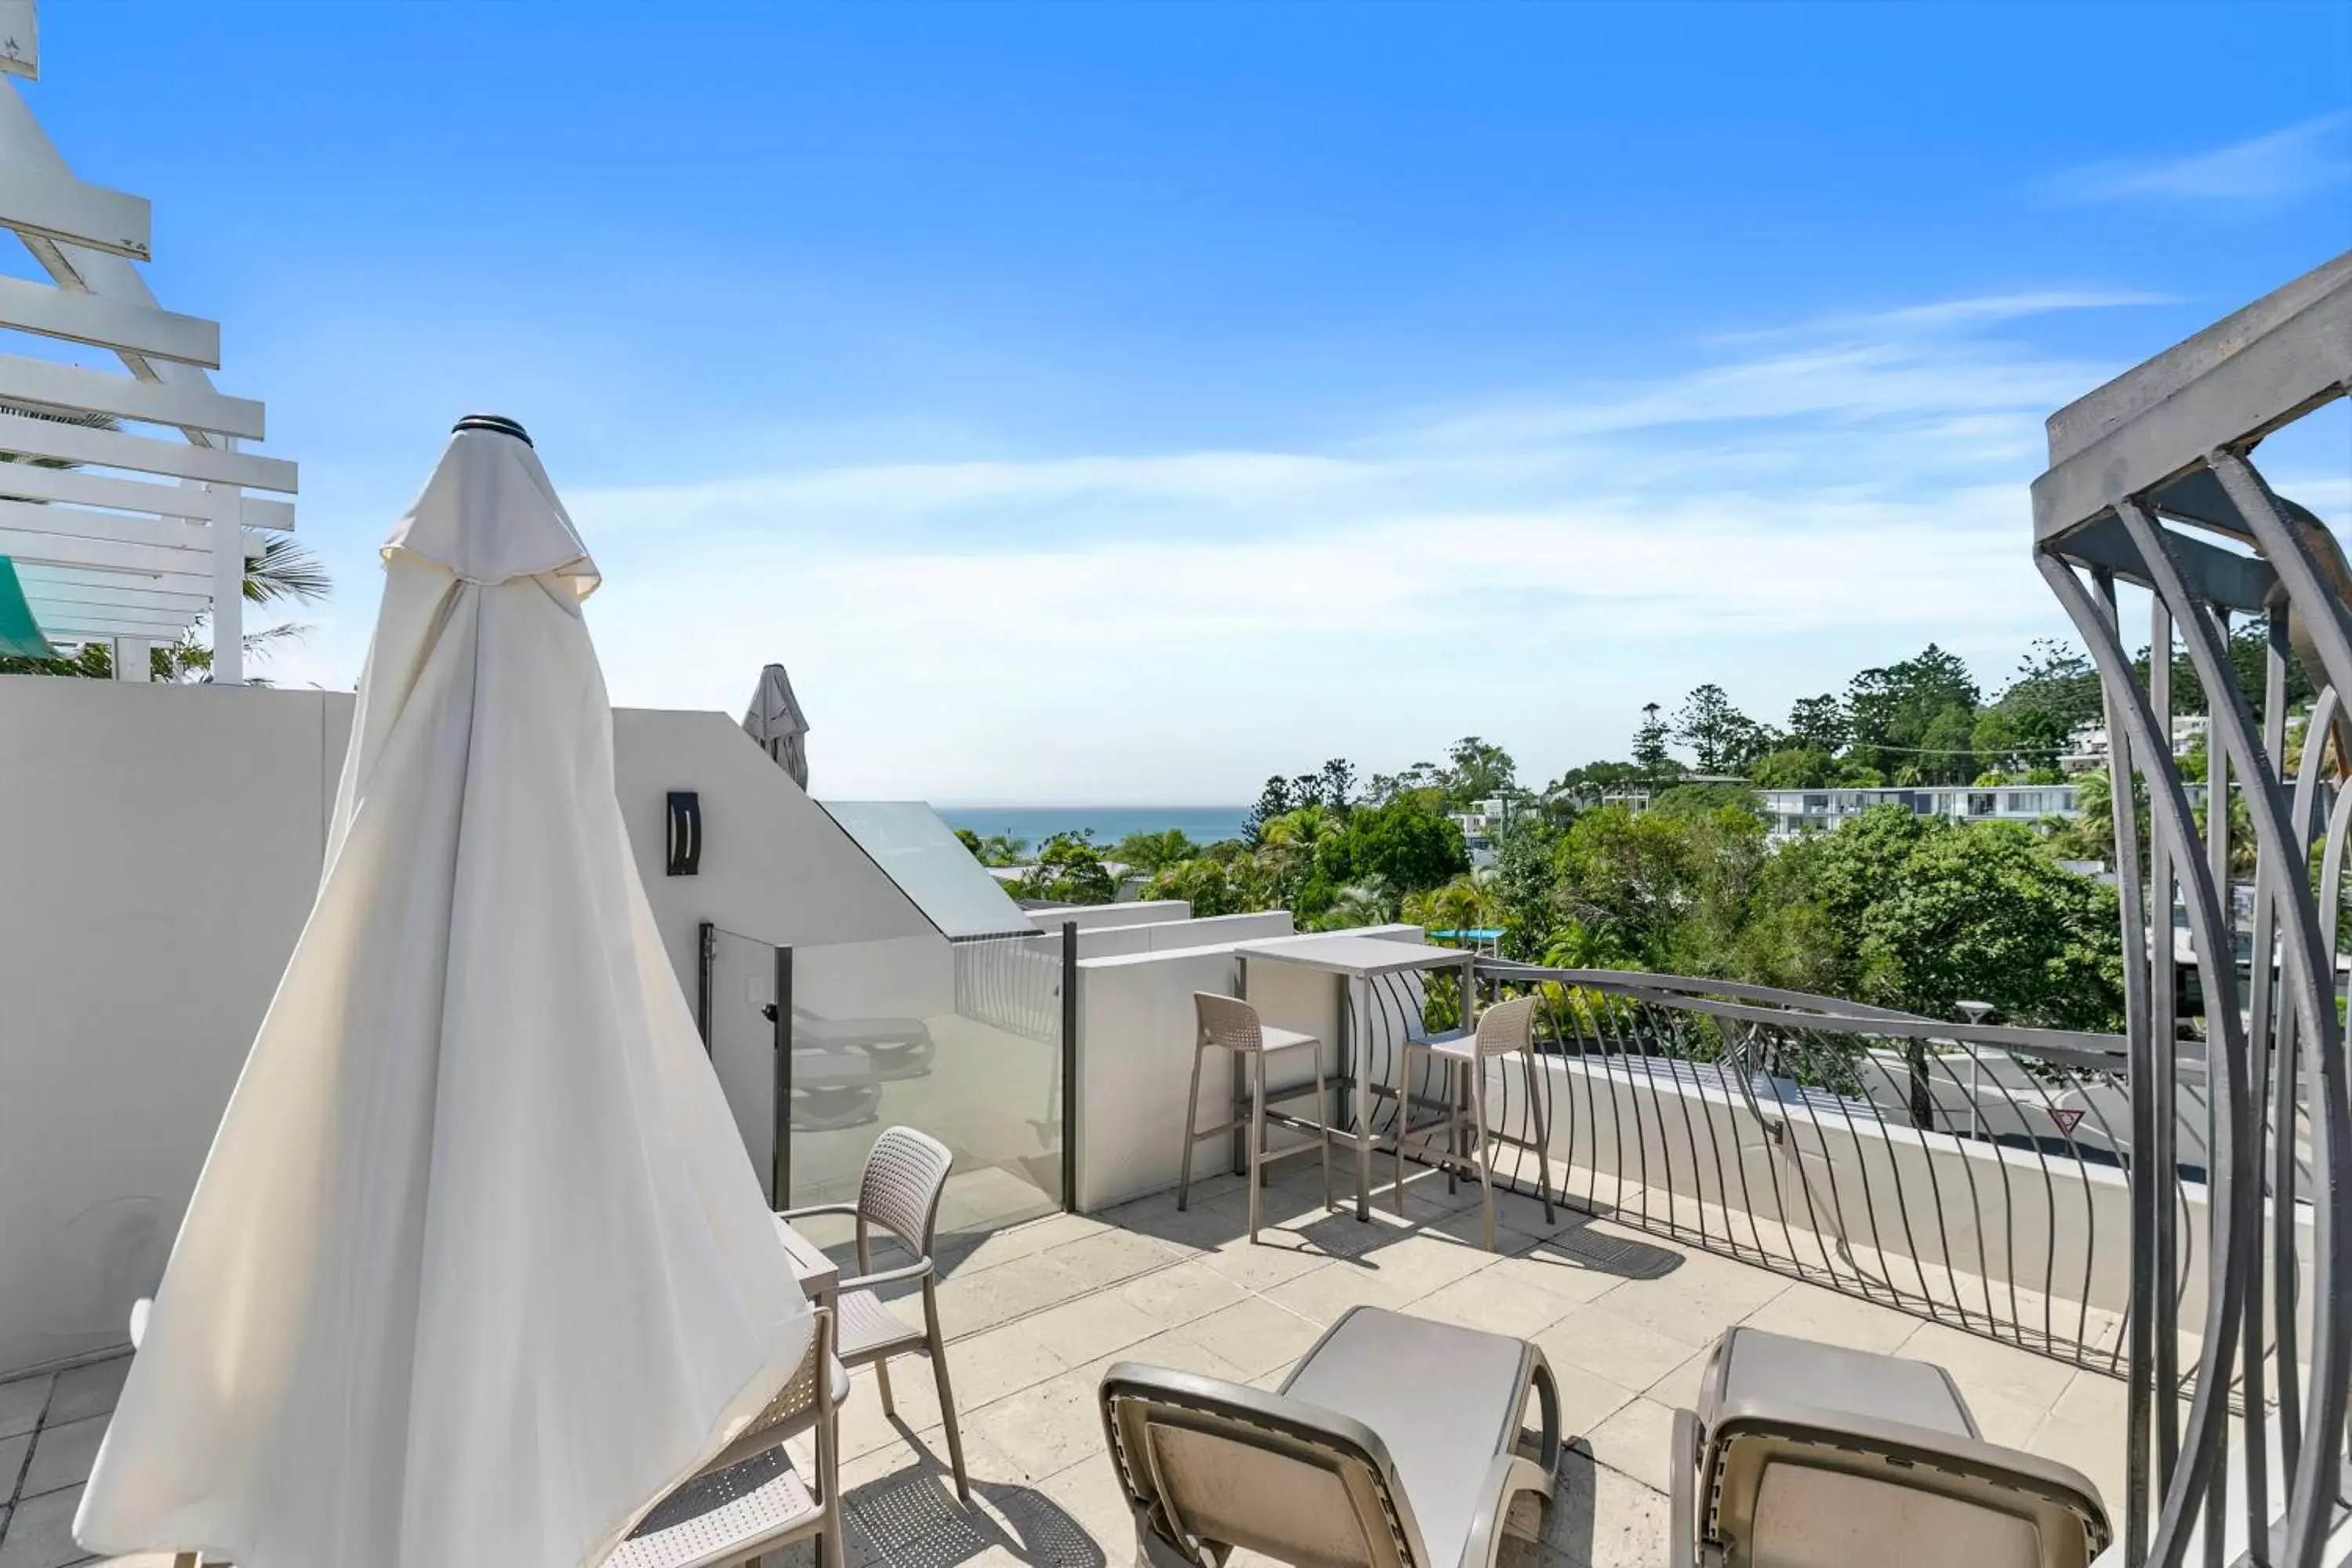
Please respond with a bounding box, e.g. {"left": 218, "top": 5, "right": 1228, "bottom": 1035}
{"left": 1070, "top": 923, "right": 1421, "bottom": 1211}
{"left": 1031, "top": 901, "right": 1189, "bottom": 934}
{"left": 1069, "top": 909, "right": 1295, "bottom": 959}
{"left": 0, "top": 676, "right": 931, "bottom": 1376}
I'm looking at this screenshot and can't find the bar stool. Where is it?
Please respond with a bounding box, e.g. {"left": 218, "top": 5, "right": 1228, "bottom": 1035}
{"left": 1178, "top": 992, "right": 1335, "bottom": 1243}
{"left": 1393, "top": 993, "right": 1557, "bottom": 1250}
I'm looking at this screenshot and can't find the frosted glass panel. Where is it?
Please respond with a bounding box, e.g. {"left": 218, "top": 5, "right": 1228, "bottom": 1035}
{"left": 787, "top": 930, "right": 1065, "bottom": 1238}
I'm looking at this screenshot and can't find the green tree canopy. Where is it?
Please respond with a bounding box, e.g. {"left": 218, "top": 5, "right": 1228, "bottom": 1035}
{"left": 1011, "top": 831, "right": 1116, "bottom": 905}
{"left": 1109, "top": 828, "right": 1198, "bottom": 875}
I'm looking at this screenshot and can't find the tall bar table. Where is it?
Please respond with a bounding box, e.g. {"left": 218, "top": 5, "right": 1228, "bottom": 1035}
{"left": 1232, "top": 933, "right": 1479, "bottom": 1221}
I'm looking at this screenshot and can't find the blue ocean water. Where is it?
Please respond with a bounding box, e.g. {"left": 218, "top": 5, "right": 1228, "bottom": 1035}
{"left": 938, "top": 806, "right": 1250, "bottom": 851}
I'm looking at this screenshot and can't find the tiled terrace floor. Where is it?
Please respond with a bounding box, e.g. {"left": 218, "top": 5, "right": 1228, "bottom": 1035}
{"left": 0, "top": 1162, "right": 2128, "bottom": 1568}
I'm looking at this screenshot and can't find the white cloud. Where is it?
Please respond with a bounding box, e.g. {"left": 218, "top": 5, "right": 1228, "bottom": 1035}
{"left": 257, "top": 285, "right": 2264, "bottom": 798}
{"left": 2045, "top": 113, "right": 2352, "bottom": 207}
{"left": 508, "top": 304, "right": 2143, "bottom": 801}
{"left": 1705, "top": 290, "right": 2176, "bottom": 344}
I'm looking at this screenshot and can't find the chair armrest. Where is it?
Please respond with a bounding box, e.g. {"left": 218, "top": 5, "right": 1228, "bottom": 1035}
{"left": 777, "top": 1202, "right": 862, "bottom": 1223}
{"left": 838, "top": 1255, "right": 935, "bottom": 1293}
{"left": 1669, "top": 1406, "right": 1702, "bottom": 1568}
{"left": 1457, "top": 1452, "right": 1553, "bottom": 1568}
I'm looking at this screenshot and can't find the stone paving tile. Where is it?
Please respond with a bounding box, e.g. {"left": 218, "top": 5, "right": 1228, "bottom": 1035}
{"left": 1579, "top": 1396, "right": 1680, "bottom": 1497}
{"left": 38, "top": 1367, "right": 125, "bottom": 1432}
{"left": 1015, "top": 1290, "right": 1163, "bottom": 1367}
{"left": 1537, "top": 1447, "right": 1672, "bottom": 1567}
{"left": 19, "top": 1418, "right": 104, "bottom": 1502}
{"left": 1260, "top": 1256, "right": 1425, "bottom": 1327}
{"left": 1189, "top": 1230, "right": 1339, "bottom": 1292}
{"left": 1899, "top": 1319, "right": 2078, "bottom": 1410}
{"left": 0, "top": 1483, "right": 84, "bottom": 1568}
{"left": 1639, "top": 1346, "right": 1712, "bottom": 1411}
{"left": 1536, "top": 1301, "right": 1703, "bottom": 1393}
{"left": 1173, "top": 1296, "right": 1327, "bottom": 1377}
{"left": 1408, "top": 1269, "right": 1581, "bottom": 1340}
{"left": 1544, "top": 1361, "right": 1645, "bottom": 1442}
{"left": 1349, "top": 1230, "right": 1501, "bottom": 1298}
{"left": 967, "top": 1364, "right": 1120, "bottom": 1484}
{"left": 1740, "top": 1279, "right": 1920, "bottom": 1353}
{"left": 0, "top": 1381, "right": 48, "bottom": 1446}
{"left": 0, "top": 1198, "right": 2130, "bottom": 1568}
{"left": 1106, "top": 1258, "right": 1247, "bottom": 1330}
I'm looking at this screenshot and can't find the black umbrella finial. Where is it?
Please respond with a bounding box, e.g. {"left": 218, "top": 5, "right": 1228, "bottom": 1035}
{"left": 452, "top": 413, "right": 532, "bottom": 447}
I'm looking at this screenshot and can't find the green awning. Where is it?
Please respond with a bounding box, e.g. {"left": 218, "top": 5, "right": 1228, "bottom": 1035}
{"left": 0, "top": 556, "right": 59, "bottom": 659}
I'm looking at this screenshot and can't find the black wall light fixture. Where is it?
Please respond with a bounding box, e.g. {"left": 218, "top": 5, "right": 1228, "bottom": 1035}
{"left": 666, "top": 791, "right": 702, "bottom": 876}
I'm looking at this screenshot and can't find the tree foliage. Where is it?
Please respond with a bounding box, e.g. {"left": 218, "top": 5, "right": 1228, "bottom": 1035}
{"left": 1011, "top": 831, "right": 1116, "bottom": 905}
{"left": 1109, "top": 829, "right": 1198, "bottom": 875}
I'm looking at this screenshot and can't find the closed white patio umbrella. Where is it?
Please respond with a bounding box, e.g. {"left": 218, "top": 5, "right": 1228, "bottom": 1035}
{"left": 76, "top": 416, "right": 811, "bottom": 1567}
{"left": 742, "top": 662, "right": 811, "bottom": 789}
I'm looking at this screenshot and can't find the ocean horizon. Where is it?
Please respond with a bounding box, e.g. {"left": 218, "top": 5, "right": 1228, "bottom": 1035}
{"left": 938, "top": 805, "right": 1250, "bottom": 850}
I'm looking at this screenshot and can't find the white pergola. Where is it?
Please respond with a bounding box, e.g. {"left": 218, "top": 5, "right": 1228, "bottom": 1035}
{"left": 0, "top": 0, "right": 295, "bottom": 683}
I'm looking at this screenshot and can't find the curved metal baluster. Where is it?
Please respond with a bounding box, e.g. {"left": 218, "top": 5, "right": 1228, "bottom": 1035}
{"left": 2044, "top": 542, "right": 2261, "bottom": 1568}
{"left": 2212, "top": 452, "right": 2352, "bottom": 1568}
{"left": 2274, "top": 682, "right": 2339, "bottom": 1475}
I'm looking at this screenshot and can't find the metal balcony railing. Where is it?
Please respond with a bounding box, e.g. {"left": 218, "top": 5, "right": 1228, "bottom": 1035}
{"left": 1359, "top": 962, "right": 2198, "bottom": 1377}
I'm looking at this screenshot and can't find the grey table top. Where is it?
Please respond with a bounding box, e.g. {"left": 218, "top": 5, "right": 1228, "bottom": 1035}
{"left": 774, "top": 1214, "right": 841, "bottom": 1300}
{"left": 1232, "top": 932, "right": 1477, "bottom": 978}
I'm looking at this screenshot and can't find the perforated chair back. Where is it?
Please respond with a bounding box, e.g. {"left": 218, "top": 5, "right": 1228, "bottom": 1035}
{"left": 1100, "top": 1363, "right": 1429, "bottom": 1568}
{"left": 857, "top": 1125, "right": 953, "bottom": 1254}
{"left": 1193, "top": 992, "right": 1266, "bottom": 1054}
{"left": 1472, "top": 995, "right": 1537, "bottom": 1058}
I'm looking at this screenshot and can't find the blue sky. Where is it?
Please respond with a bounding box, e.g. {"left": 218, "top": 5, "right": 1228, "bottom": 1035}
{"left": 23, "top": 2, "right": 2352, "bottom": 801}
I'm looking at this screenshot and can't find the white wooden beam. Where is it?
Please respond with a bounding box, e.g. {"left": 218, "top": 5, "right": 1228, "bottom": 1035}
{"left": 206, "top": 445, "right": 241, "bottom": 684}
{"left": 25, "top": 596, "right": 188, "bottom": 631}
{"left": 0, "top": 496, "right": 209, "bottom": 550}
{"left": 242, "top": 495, "right": 294, "bottom": 532}
{"left": 0, "top": 2, "right": 38, "bottom": 82}
{"left": 16, "top": 579, "right": 209, "bottom": 612}
{"left": 0, "top": 409, "right": 295, "bottom": 492}
{"left": 0, "top": 274, "right": 219, "bottom": 366}
{"left": 42, "top": 612, "right": 183, "bottom": 640}
{"left": 0, "top": 163, "right": 149, "bottom": 260}
{"left": 0, "top": 351, "right": 263, "bottom": 438}
{"left": 13, "top": 561, "right": 216, "bottom": 597}
{"left": 0, "top": 525, "right": 210, "bottom": 575}
{"left": 0, "top": 458, "right": 235, "bottom": 521}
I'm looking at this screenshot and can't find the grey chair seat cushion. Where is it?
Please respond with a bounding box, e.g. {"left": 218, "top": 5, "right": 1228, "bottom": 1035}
{"left": 1280, "top": 1305, "right": 1533, "bottom": 1562}
{"left": 1704, "top": 1326, "right": 1976, "bottom": 1437}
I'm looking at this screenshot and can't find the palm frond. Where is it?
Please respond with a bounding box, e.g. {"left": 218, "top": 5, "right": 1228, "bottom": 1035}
{"left": 244, "top": 535, "right": 332, "bottom": 605}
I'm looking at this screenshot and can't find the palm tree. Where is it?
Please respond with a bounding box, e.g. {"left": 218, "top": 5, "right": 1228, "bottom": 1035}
{"left": 1309, "top": 879, "right": 1396, "bottom": 931}
{"left": 1403, "top": 869, "right": 1503, "bottom": 938}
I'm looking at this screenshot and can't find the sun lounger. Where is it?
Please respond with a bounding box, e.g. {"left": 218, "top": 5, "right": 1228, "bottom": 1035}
{"left": 1669, "top": 1326, "right": 2109, "bottom": 1568}
{"left": 1099, "top": 1305, "right": 1559, "bottom": 1568}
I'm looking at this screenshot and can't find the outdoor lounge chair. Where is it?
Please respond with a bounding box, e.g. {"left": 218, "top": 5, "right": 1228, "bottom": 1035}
{"left": 612, "top": 1306, "right": 849, "bottom": 1568}
{"left": 779, "top": 1125, "right": 972, "bottom": 1502}
{"left": 1098, "top": 1305, "right": 1560, "bottom": 1568}
{"left": 1668, "top": 1326, "right": 2110, "bottom": 1568}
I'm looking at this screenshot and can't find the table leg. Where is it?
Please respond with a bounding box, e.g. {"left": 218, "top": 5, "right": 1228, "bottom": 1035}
{"left": 1232, "top": 956, "right": 1249, "bottom": 1178}
{"left": 1349, "top": 973, "right": 1371, "bottom": 1221}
